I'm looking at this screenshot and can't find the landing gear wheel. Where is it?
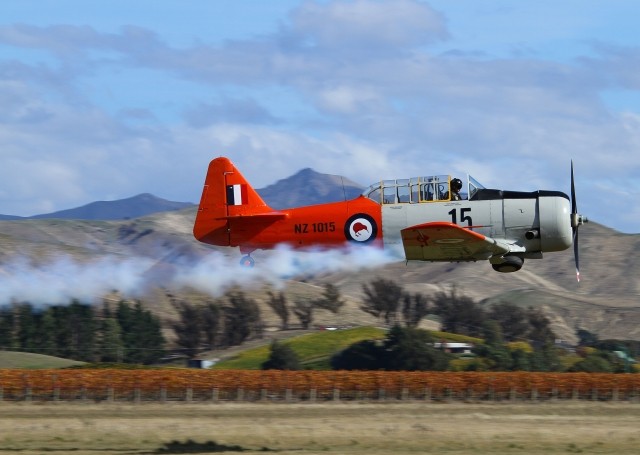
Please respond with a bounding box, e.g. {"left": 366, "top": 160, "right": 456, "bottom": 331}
{"left": 491, "top": 255, "right": 524, "bottom": 273}
{"left": 239, "top": 255, "right": 255, "bottom": 268}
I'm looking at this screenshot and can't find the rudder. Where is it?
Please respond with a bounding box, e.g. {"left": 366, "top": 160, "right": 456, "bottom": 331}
{"left": 193, "top": 157, "right": 273, "bottom": 246}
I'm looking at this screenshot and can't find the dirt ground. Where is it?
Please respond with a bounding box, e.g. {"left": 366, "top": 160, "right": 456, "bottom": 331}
{"left": 0, "top": 401, "right": 638, "bottom": 454}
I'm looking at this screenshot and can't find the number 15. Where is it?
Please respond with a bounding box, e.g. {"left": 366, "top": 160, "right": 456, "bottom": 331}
{"left": 448, "top": 208, "right": 472, "bottom": 226}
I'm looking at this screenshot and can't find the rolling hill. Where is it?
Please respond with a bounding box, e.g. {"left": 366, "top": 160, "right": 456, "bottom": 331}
{"left": 12, "top": 193, "right": 194, "bottom": 221}
{"left": 0, "top": 169, "right": 639, "bottom": 345}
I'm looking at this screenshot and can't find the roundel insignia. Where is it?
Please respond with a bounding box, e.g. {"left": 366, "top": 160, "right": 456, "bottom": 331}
{"left": 344, "top": 214, "right": 377, "bottom": 243}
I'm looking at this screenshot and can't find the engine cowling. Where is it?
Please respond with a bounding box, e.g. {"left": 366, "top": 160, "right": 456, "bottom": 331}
{"left": 538, "top": 193, "right": 573, "bottom": 253}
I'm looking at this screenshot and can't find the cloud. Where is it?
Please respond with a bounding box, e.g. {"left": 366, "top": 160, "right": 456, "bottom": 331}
{"left": 286, "top": 0, "right": 448, "bottom": 53}
{"left": 585, "top": 42, "right": 640, "bottom": 90}
{"left": 0, "top": 1, "right": 640, "bottom": 232}
{"left": 184, "top": 97, "right": 280, "bottom": 128}
{"left": 315, "top": 85, "right": 385, "bottom": 115}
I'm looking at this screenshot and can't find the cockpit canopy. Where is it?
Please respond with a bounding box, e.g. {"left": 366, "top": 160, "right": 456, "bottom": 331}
{"left": 363, "top": 174, "right": 485, "bottom": 205}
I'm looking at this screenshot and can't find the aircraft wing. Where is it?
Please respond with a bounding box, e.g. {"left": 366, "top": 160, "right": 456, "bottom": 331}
{"left": 400, "top": 221, "right": 512, "bottom": 262}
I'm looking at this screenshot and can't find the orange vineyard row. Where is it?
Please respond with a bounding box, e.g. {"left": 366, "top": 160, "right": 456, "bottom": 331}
{"left": 0, "top": 370, "right": 639, "bottom": 401}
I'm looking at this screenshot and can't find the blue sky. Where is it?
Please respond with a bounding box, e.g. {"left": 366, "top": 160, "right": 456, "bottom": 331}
{"left": 1, "top": 0, "right": 639, "bottom": 233}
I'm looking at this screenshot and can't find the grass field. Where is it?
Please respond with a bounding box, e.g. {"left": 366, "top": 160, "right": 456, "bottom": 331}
{"left": 0, "top": 402, "right": 638, "bottom": 454}
{"left": 210, "top": 327, "right": 482, "bottom": 370}
{"left": 212, "top": 326, "right": 386, "bottom": 369}
{"left": 0, "top": 351, "right": 85, "bottom": 369}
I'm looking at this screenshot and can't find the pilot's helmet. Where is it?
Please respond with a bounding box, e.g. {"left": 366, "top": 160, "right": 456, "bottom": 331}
{"left": 451, "top": 178, "right": 463, "bottom": 191}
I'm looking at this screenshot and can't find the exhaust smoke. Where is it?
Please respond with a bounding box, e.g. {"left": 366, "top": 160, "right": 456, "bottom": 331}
{"left": 0, "top": 245, "right": 398, "bottom": 304}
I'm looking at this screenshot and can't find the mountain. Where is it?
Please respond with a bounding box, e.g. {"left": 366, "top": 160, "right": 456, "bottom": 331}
{"left": 28, "top": 193, "right": 195, "bottom": 221}
{"left": 0, "top": 214, "right": 23, "bottom": 220}
{"left": 0, "top": 168, "right": 362, "bottom": 221}
{"left": 257, "top": 168, "right": 364, "bottom": 208}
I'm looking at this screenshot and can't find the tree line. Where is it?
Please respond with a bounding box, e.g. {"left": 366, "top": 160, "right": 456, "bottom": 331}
{"left": 262, "top": 279, "right": 636, "bottom": 373}
{"left": 0, "top": 300, "right": 164, "bottom": 364}
{"left": 260, "top": 278, "right": 579, "bottom": 372}
{"left": 169, "top": 283, "right": 345, "bottom": 358}
{"left": 3, "top": 277, "right": 631, "bottom": 373}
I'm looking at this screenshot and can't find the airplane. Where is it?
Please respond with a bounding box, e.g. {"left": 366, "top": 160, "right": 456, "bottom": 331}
{"left": 193, "top": 157, "right": 587, "bottom": 280}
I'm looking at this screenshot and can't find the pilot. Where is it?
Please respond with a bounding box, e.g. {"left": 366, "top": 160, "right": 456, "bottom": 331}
{"left": 450, "top": 178, "right": 463, "bottom": 200}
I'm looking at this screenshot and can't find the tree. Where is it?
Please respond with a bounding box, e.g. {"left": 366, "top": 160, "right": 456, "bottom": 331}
{"left": 38, "top": 308, "right": 59, "bottom": 356}
{"left": 38, "top": 301, "right": 96, "bottom": 362}
{"left": 171, "top": 299, "right": 203, "bottom": 359}
{"left": 169, "top": 294, "right": 221, "bottom": 357}
{"left": 487, "top": 302, "right": 529, "bottom": 342}
{"left": 200, "top": 302, "right": 221, "bottom": 350}
{"left": 568, "top": 352, "right": 614, "bottom": 373}
{"left": 64, "top": 300, "right": 97, "bottom": 361}
{"left": 314, "top": 283, "right": 345, "bottom": 314}
{"left": 292, "top": 300, "right": 314, "bottom": 329}
{"left": 510, "top": 347, "right": 531, "bottom": 371}
{"left": 266, "top": 291, "right": 290, "bottom": 330}
{"left": 331, "top": 340, "right": 384, "bottom": 370}
{"left": 577, "top": 328, "right": 599, "bottom": 347}
{"left": 97, "top": 317, "right": 125, "bottom": 363}
{"left": 222, "top": 291, "right": 262, "bottom": 346}
{"left": 384, "top": 326, "right": 450, "bottom": 371}
{"left": 526, "top": 307, "right": 556, "bottom": 347}
{"left": 331, "top": 326, "right": 450, "bottom": 371}
{"left": 14, "top": 303, "right": 38, "bottom": 351}
{"left": 402, "top": 293, "right": 430, "bottom": 328}
{"left": 361, "top": 278, "right": 404, "bottom": 325}
{"left": 39, "top": 305, "right": 67, "bottom": 358}
{"left": 129, "top": 301, "right": 165, "bottom": 364}
{"left": 432, "top": 287, "right": 485, "bottom": 337}
{"left": 116, "top": 300, "right": 165, "bottom": 364}
{"left": 0, "top": 307, "right": 14, "bottom": 348}
{"left": 261, "top": 341, "right": 301, "bottom": 370}
{"left": 472, "top": 320, "right": 512, "bottom": 371}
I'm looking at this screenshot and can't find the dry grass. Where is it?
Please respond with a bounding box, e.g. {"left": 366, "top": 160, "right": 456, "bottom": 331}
{"left": 0, "top": 402, "right": 638, "bottom": 454}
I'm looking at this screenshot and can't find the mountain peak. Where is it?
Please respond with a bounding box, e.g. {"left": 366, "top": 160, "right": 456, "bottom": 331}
{"left": 257, "top": 168, "right": 364, "bottom": 209}
{"left": 29, "top": 194, "right": 194, "bottom": 221}
{"left": 295, "top": 167, "right": 318, "bottom": 176}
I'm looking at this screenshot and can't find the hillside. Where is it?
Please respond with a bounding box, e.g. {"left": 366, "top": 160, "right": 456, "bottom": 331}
{"left": 0, "top": 171, "right": 639, "bottom": 344}
{"left": 0, "top": 351, "right": 85, "bottom": 369}
{"left": 28, "top": 193, "right": 194, "bottom": 221}
{"left": 1, "top": 207, "right": 638, "bottom": 343}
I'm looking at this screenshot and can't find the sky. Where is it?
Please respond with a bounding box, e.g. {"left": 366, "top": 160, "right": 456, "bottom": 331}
{"left": 1, "top": 0, "right": 639, "bottom": 233}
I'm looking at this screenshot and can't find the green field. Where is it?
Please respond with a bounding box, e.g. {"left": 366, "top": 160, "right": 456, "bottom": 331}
{"left": 213, "top": 326, "right": 386, "bottom": 369}
{"left": 0, "top": 351, "right": 85, "bottom": 369}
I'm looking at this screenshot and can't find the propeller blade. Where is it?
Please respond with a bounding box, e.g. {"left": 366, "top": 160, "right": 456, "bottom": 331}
{"left": 571, "top": 160, "right": 577, "bottom": 215}
{"left": 573, "top": 228, "right": 580, "bottom": 282}
{"left": 571, "top": 160, "right": 580, "bottom": 282}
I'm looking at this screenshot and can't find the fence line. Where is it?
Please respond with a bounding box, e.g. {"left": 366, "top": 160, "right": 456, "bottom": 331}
{"left": 0, "top": 370, "right": 638, "bottom": 403}
{"left": 2, "top": 385, "right": 640, "bottom": 403}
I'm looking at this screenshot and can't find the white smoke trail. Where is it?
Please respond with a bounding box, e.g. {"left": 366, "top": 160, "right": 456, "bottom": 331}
{"left": 0, "top": 255, "right": 156, "bottom": 305}
{"left": 0, "top": 245, "right": 399, "bottom": 304}
{"left": 173, "top": 244, "right": 399, "bottom": 296}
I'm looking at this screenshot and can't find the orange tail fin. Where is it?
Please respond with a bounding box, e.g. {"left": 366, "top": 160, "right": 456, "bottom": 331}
{"left": 193, "top": 157, "right": 276, "bottom": 246}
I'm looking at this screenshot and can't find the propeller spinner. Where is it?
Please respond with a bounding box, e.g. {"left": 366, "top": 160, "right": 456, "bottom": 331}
{"left": 570, "top": 161, "right": 588, "bottom": 281}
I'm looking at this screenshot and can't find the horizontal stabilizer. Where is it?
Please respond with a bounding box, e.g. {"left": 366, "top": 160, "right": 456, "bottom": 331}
{"left": 216, "top": 211, "right": 288, "bottom": 220}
